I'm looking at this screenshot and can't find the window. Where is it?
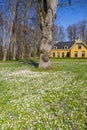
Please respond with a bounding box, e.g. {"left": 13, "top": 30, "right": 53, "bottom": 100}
{"left": 82, "top": 51, "right": 85, "bottom": 57}
{"left": 57, "top": 52, "right": 60, "bottom": 57}
{"left": 53, "top": 52, "right": 55, "bottom": 57}
{"left": 64, "top": 45, "right": 68, "bottom": 49}
{"left": 62, "top": 52, "right": 64, "bottom": 57}
{"left": 78, "top": 43, "right": 81, "bottom": 49}
{"left": 54, "top": 46, "right": 57, "bottom": 49}
{"left": 74, "top": 51, "right": 78, "bottom": 57}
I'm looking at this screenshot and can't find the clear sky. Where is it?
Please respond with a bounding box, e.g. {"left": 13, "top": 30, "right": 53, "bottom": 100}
{"left": 0, "top": 0, "right": 87, "bottom": 29}
{"left": 55, "top": 0, "right": 87, "bottom": 29}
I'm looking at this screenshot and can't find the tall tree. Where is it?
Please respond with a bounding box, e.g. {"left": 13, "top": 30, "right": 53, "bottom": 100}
{"left": 67, "top": 20, "right": 87, "bottom": 41}
{"left": 67, "top": 24, "right": 77, "bottom": 41}
{"left": 53, "top": 25, "right": 65, "bottom": 42}
{"left": 12, "top": 0, "right": 20, "bottom": 60}
{"left": 3, "top": 0, "right": 20, "bottom": 61}
{"left": 57, "top": 25, "right": 65, "bottom": 41}
{"left": 79, "top": 20, "right": 87, "bottom": 40}
{"left": 0, "top": 13, "right": 3, "bottom": 60}
{"left": 38, "top": 0, "right": 58, "bottom": 69}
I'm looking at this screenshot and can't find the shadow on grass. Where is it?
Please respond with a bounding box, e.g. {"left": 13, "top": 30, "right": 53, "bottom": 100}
{"left": 28, "top": 59, "right": 39, "bottom": 68}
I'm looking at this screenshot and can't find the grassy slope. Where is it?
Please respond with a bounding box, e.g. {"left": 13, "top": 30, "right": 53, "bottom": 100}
{"left": 0, "top": 59, "right": 87, "bottom": 130}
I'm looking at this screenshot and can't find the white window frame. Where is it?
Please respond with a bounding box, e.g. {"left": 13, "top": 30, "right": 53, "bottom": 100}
{"left": 64, "top": 45, "right": 68, "bottom": 49}
{"left": 82, "top": 51, "right": 85, "bottom": 57}
{"left": 74, "top": 51, "right": 78, "bottom": 57}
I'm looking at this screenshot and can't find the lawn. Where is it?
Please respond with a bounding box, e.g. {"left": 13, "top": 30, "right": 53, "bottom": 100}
{"left": 0, "top": 59, "right": 87, "bottom": 130}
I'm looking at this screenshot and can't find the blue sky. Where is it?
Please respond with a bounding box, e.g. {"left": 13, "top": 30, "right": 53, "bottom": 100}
{"left": 0, "top": 0, "right": 87, "bottom": 29}
{"left": 55, "top": 0, "right": 87, "bottom": 29}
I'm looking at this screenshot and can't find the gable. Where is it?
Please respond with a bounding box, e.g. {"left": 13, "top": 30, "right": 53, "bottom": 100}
{"left": 70, "top": 40, "right": 87, "bottom": 50}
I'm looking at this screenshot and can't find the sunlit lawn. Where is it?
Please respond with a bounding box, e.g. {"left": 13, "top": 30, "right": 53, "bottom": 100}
{"left": 0, "top": 59, "right": 87, "bottom": 130}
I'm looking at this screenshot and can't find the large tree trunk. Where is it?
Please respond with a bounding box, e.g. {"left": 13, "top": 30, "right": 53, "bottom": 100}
{"left": 38, "top": 0, "right": 58, "bottom": 69}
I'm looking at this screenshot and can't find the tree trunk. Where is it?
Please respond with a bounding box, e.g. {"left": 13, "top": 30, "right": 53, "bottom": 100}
{"left": 13, "top": 0, "right": 20, "bottom": 60}
{"left": 38, "top": 0, "right": 58, "bottom": 69}
{"left": 3, "top": 47, "right": 7, "bottom": 61}
{"left": 13, "top": 43, "right": 17, "bottom": 60}
{"left": 3, "top": 0, "right": 20, "bottom": 61}
{"left": 3, "top": 5, "right": 14, "bottom": 61}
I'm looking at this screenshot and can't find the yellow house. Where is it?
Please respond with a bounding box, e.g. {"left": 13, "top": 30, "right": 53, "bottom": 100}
{"left": 51, "top": 39, "right": 87, "bottom": 58}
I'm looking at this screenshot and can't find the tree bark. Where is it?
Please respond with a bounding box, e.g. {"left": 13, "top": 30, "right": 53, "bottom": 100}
{"left": 13, "top": 0, "right": 20, "bottom": 60}
{"left": 38, "top": 0, "right": 58, "bottom": 69}
{"left": 3, "top": 0, "right": 19, "bottom": 61}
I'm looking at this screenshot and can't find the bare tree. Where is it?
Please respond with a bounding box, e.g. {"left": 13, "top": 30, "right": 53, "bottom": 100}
{"left": 3, "top": 0, "right": 20, "bottom": 61}
{"left": 67, "top": 20, "right": 87, "bottom": 41}
{"left": 0, "top": 13, "right": 3, "bottom": 60}
{"left": 38, "top": 0, "right": 58, "bottom": 69}
{"left": 57, "top": 25, "right": 65, "bottom": 41}
{"left": 79, "top": 20, "right": 87, "bottom": 40}
{"left": 67, "top": 24, "right": 77, "bottom": 41}
{"left": 53, "top": 25, "right": 65, "bottom": 42}
{"left": 12, "top": 0, "right": 21, "bottom": 60}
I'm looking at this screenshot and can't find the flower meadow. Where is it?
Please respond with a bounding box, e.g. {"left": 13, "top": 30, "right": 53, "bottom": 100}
{"left": 0, "top": 59, "right": 87, "bottom": 130}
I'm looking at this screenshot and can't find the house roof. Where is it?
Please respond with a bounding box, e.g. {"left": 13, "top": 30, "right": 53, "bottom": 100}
{"left": 52, "top": 41, "right": 75, "bottom": 49}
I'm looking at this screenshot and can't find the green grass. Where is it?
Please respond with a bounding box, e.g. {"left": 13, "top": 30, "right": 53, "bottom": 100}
{"left": 0, "top": 59, "right": 87, "bottom": 130}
